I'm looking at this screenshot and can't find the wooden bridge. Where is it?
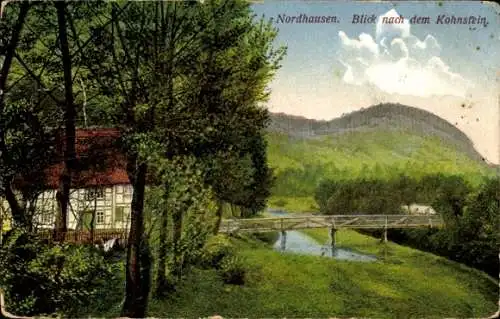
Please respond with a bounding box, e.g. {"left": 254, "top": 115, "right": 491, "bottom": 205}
{"left": 219, "top": 214, "right": 444, "bottom": 247}
{"left": 219, "top": 214, "right": 444, "bottom": 234}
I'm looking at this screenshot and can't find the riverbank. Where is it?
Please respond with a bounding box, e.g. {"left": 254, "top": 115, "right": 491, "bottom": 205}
{"left": 142, "top": 231, "right": 497, "bottom": 318}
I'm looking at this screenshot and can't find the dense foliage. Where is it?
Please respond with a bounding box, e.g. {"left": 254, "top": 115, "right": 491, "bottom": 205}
{"left": 315, "top": 178, "right": 403, "bottom": 215}
{"left": 314, "top": 174, "right": 499, "bottom": 277}
{"left": 0, "top": 230, "right": 118, "bottom": 316}
{"left": 388, "top": 176, "right": 499, "bottom": 277}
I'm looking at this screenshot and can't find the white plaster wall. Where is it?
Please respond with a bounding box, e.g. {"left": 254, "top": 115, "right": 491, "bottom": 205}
{"left": 3, "top": 184, "right": 133, "bottom": 230}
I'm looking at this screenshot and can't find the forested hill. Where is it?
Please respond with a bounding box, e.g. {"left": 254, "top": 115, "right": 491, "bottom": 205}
{"left": 268, "top": 103, "right": 487, "bottom": 164}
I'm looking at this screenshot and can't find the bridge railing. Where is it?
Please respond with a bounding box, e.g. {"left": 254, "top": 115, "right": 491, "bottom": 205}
{"left": 219, "top": 214, "right": 444, "bottom": 233}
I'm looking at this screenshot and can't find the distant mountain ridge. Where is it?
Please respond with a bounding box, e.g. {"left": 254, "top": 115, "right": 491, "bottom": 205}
{"left": 268, "top": 103, "right": 488, "bottom": 165}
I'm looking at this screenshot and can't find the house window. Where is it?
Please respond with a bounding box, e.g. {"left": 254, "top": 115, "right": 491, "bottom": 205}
{"left": 115, "top": 206, "right": 124, "bottom": 223}
{"left": 41, "top": 212, "right": 52, "bottom": 224}
{"left": 85, "top": 188, "right": 105, "bottom": 201}
{"left": 123, "top": 186, "right": 132, "bottom": 202}
{"left": 96, "top": 211, "right": 105, "bottom": 224}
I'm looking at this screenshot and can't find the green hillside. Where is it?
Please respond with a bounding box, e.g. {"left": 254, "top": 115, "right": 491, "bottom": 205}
{"left": 266, "top": 104, "right": 494, "bottom": 212}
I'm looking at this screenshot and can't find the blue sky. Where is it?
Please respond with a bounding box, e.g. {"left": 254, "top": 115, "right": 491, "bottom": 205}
{"left": 252, "top": 1, "right": 500, "bottom": 163}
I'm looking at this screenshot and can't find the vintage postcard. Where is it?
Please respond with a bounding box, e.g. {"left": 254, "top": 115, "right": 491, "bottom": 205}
{"left": 0, "top": 0, "right": 498, "bottom": 318}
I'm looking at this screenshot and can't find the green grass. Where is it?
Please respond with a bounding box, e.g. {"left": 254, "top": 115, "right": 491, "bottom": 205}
{"left": 143, "top": 232, "right": 497, "bottom": 318}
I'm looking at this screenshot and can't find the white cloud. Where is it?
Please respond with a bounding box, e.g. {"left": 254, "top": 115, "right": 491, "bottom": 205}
{"left": 338, "top": 9, "right": 472, "bottom": 98}
{"left": 338, "top": 31, "right": 379, "bottom": 63}
{"left": 376, "top": 9, "right": 410, "bottom": 42}
{"left": 389, "top": 38, "right": 409, "bottom": 60}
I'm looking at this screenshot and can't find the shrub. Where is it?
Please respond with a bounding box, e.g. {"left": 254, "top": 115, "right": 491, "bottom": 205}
{"left": 218, "top": 255, "right": 246, "bottom": 285}
{"left": 199, "top": 234, "right": 234, "bottom": 269}
{"left": 0, "top": 229, "right": 118, "bottom": 317}
{"left": 177, "top": 218, "right": 212, "bottom": 271}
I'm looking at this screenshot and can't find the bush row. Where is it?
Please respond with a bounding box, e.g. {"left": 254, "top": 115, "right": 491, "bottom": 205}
{"left": 315, "top": 174, "right": 499, "bottom": 278}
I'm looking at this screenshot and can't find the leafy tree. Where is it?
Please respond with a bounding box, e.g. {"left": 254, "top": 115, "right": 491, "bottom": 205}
{"left": 417, "top": 173, "right": 447, "bottom": 203}
{"left": 178, "top": 2, "right": 283, "bottom": 219}
{"left": 455, "top": 177, "right": 499, "bottom": 275}
{"left": 326, "top": 182, "right": 355, "bottom": 214}
{"left": 148, "top": 155, "right": 214, "bottom": 294}
{"left": 1, "top": 1, "right": 114, "bottom": 235}
{"left": 205, "top": 150, "right": 255, "bottom": 233}
{"left": 432, "top": 175, "right": 471, "bottom": 223}
{"left": 391, "top": 174, "right": 418, "bottom": 209}
{"left": 315, "top": 179, "right": 339, "bottom": 213}
{"left": 0, "top": 2, "right": 63, "bottom": 231}
{"left": 241, "top": 132, "right": 275, "bottom": 216}
{"left": 0, "top": 2, "right": 31, "bottom": 227}
{"left": 81, "top": 1, "right": 284, "bottom": 316}
{"left": 319, "top": 178, "right": 401, "bottom": 215}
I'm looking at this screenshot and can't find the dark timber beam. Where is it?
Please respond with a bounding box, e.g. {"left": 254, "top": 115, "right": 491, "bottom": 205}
{"left": 330, "top": 228, "right": 337, "bottom": 248}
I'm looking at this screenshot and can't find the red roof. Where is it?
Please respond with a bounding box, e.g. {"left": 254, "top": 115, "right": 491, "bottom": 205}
{"left": 15, "top": 128, "right": 130, "bottom": 190}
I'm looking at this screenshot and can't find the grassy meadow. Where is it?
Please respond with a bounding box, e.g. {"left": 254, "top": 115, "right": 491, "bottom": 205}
{"left": 144, "top": 231, "right": 497, "bottom": 318}
{"left": 84, "top": 195, "right": 498, "bottom": 318}
{"left": 85, "top": 219, "right": 498, "bottom": 318}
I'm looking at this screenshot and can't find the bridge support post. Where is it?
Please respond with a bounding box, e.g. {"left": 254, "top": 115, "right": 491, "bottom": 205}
{"left": 330, "top": 228, "right": 337, "bottom": 248}
{"left": 280, "top": 231, "right": 287, "bottom": 251}
{"left": 383, "top": 216, "right": 388, "bottom": 243}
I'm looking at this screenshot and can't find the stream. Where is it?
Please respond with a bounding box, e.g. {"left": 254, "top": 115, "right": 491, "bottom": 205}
{"left": 267, "top": 209, "right": 377, "bottom": 262}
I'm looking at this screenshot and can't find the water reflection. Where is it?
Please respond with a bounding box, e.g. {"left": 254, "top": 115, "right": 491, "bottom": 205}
{"left": 267, "top": 209, "right": 377, "bottom": 262}
{"left": 272, "top": 230, "right": 377, "bottom": 262}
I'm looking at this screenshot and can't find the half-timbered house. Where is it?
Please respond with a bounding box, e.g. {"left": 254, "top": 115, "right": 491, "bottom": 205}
{"left": 1, "top": 128, "right": 134, "bottom": 231}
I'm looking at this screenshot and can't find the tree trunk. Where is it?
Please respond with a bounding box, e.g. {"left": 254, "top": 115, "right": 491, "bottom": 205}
{"left": 4, "top": 182, "right": 27, "bottom": 229}
{"left": 213, "top": 199, "right": 223, "bottom": 234}
{"left": 140, "top": 238, "right": 152, "bottom": 311}
{"left": 0, "top": 3, "right": 30, "bottom": 232}
{"left": 121, "top": 161, "right": 149, "bottom": 318}
{"left": 241, "top": 206, "right": 248, "bottom": 218}
{"left": 154, "top": 4, "right": 176, "bottom": 296}
{"left": 0, "top": 205, "right": 3, "bottom": 245}
{"left": 171, "top": 209, "right": 183, "bottom": 280}
{"left": 53, "top": 1, "right": 76, "bottom": 242}
{"left": 154, "top": 191, "right": 170, "bottom": 297}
